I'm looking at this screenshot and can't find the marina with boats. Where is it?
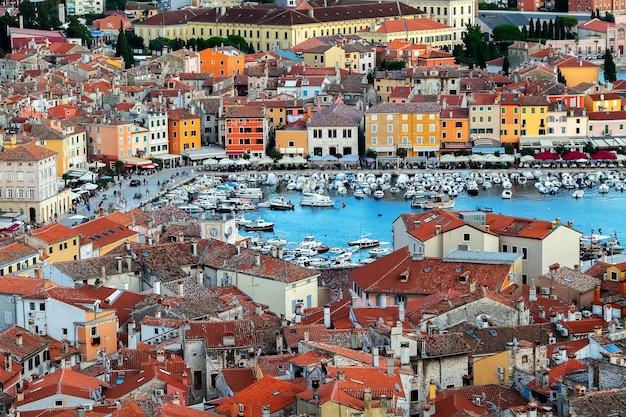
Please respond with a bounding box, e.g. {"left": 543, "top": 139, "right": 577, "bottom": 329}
{"left": 144, "top": 166, "right": 626, "bottom": 269}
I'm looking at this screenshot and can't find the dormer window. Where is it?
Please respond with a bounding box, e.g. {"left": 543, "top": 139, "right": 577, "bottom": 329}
{"left": 400, "top": 269, "right": 410, "bottom": 282}
{"left": 610, "top": 271, "right": 619, "bottom": 281}
{"left": 459, "top": 273, "right": 469, "bottom": 284}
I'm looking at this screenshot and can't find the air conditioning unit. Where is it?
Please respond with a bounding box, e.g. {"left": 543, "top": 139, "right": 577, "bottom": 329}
{"left": 583, "top": 310, "right": 592, "bottom": 318}
{"left": 541, "top": 288, "right": 550, "bottom": 295}
{"left": 154, "top": 389, "right": 164, "bottom": 396}
{"left": 83, "top": 405, "right": 93, "bottom": 411}
{"left": 238, "top": 360, "right": 247, "bottom": 368}
{"left": 497, "top": 366, "right": 504, "bottom": 374}
{"left": 550, "top": 294, "right": 558, "bottom": 300}
{"left": 548, "top": 337, "right": 556, "bottom": 344}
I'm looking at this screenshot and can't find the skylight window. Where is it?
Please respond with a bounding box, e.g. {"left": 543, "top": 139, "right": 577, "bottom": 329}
{"left": 489, "top": 330, "right": 497, "bottom": 336}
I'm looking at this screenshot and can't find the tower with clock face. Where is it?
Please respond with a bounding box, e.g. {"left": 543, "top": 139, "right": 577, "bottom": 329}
{"left": 199, "top": 215, "right": 237, "bottom": 244}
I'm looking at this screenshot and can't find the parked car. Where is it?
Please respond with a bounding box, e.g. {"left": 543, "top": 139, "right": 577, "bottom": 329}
{"left": 130, "top": 179, "right": 141, "bottom": 187}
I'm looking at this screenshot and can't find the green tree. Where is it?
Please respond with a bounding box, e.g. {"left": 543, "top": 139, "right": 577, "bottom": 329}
{"left": 65, "top": 16, "right": 92, "bottom": 47}
{"left": 583, "top": 142, "right": 597, "bottom": 155}
{"left": 554, "top": 17, "right": 562, "bottom": 40}
{"left": 604, "top": 49, "right": 617, "bottom": 82}
{"left": 560, "top": 16, "right": 578, "bottom": 32}
{"left": 114, "top": 160, "right": 125, "bottom": 180}
{"left": 605, "top": 11, "right": 615, "bottom": 23}
{"left": 106, "top": 0, "right": 126, "bottom": 10}
{"left": 267, "top": 148, "right": 283, "bottom": 161}
{"left": 365, "top": 149, "right": 378, "bottom": 159}
{"left": 149, "top": 37, "right": 169, "bottom": 52}
{"left": 529, "top": 18, "right": 535, "bottom": 38}
{"left": 0, "top": 13, "right": 17, "bottom": 53}
{"left": 379, "top": 59, "right": 406, "bottom": 70}
{"left": 396, "top": 148, "right": 408, "bottom": 159}
{"left": 548, "top": 19, "right": 554, "bottom": 39}
{"left": 541, "top": 21, "right": 549, "bottom": 39}
{"left": 18, "top": 0, "right": 37, "bottom": 28}
{"left": 557, "top": 68, "right": 567, "bottom": 84}
{"left": 502, "top": 54, "right": 510, "bottom": 74}
{"left": 555, "top": 144, "right": 567, "bottom": 156}
{"left": 126, "top": 31, "right": 145, "bottom": 50}
{"left": 521, "top": 25, "right": 528, "bottom": 38}
{"left": 492, "top": 24, "right": 526, "bottom": 41}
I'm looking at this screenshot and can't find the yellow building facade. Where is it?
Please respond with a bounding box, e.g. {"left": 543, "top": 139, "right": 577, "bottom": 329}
{"left": 275, "top": 122, "right": 307, "bottom": 156}
{"left": 187, "top": 3, "right": 423, "bottom": 53}
{"left": 365, "top": 102, "right": 442, "bottom": 157}
{"left": 473, "top": 350, "right": 510, "bottom": 386}
{"left": 168, "top": 109, "right": 201, "bottom": 155}
{"left": 520, "top": 97, "right": 549, "bottom": 137}
{"left": 26, "top": 222, "right": 81, "bottom": 264}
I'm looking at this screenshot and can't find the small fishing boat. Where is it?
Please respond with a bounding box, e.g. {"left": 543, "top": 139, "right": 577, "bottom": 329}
{"left": 243, "top": 218, "right": 275, "bottom": 232}
{"left": 373, "top": 190, "right": 385, "bottom": 199}
{"left": 269, "top": 197, "right": 294, "bottom": 210}
{"left": 348, "top": 236, "right": 380, "bottom": 249}
{"left": 476, "top": 206, "right": 493, "bottom": 213}
{"left": 368, "top": 247, "right": 393, "bottom": 258}
{"left": 501, "top": 190, "right": 512, "bottom": 199}
{"left": 412, "top": 194, "right": 455, "bottom": 209}
{"left": 572, "top": 190, "right": 584, "bottom": 199}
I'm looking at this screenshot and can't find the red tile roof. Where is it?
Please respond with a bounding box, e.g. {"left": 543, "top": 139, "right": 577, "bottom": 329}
{"left": 184, "top": 320, "right": 254, "bottom": 348}
{"left": 31, "top": 222, "right": 80, "bottom": 244}
{"left": 578, "top": 18, "right": 614, "bottom": 32}
{"left": 0, "top": 326, "right": 49, "bottom": 361}
{"left": 257, "top": 353, "right": 299, "bottom": 378}
{"left": 528, "top": 359, "right": 587, "bottom": 395}
{"left": 350, "top": 247, "right": 513, "bottom": 295}
{"left": 560, "top": 318, "right": 608, "bottom": 335}
{"left": 215, "top": 376, "right": 299, "bottom": 417}
{"left": 0, "top": 143, "right": 56, "bottom": 161}
{"left": 221, "top": 368, "right": 257, "bottom": 393}
{"left": 72, "top": 217, "right": 138, "bottom": 250}
{"left": 0, "top": 276, "right": 57, "bottom": 296}
{"left": 105, "top": 366, "right": 189, "bottom": 399}
{"left": 436, "top": 384, "right": 527, "bottom": 410}
{"left": 16, "top": 368, "right": 106, "bottom": 406}
{"left": 0, "top": 351, "right": 22, "bottom": 385}
{"left": 555, "top": 56, "right": 598, "bottom": 68}
{"left": 77, "top": 286, "right": 147, "bottom": 327}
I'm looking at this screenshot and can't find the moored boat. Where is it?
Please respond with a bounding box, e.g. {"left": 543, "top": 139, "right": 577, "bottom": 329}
{"left": 347, "top": 236, "right": 380, "bottom": 249}
{"left": 269, "top": 197, "right": 295, "bottom": 210}
{"left": 243, "top": 218, "right": 275, "bottom": 232}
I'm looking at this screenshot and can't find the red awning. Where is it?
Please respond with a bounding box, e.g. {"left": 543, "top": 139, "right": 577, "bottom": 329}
{"left": 124, "top": 163, "right": 135, "bottom": 168}
{"left": 226, "top": 150, "right": 245, "bottom": 155}
{"left": 139, "top": 163, "right": 156, "bottom": 168}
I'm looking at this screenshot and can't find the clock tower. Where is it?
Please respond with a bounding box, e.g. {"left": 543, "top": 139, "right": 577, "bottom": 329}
{"left": 199, "top": 213, "right": 237, "bottom": 244}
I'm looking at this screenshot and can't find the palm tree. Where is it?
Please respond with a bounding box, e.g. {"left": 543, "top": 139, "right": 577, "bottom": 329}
{"left": 114, "top": 160, "right": 125, "bottom": 180}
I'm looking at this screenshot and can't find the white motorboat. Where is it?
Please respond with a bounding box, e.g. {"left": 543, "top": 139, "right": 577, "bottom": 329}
{"left": 353, "top": 188, "right": 365, "bottom": 199}
{"left": 269, "top": 197, "right": 295, "bottom": 210}
{"left": 411, "top": 194, "right": 455, "bottom": 209}
{"left": 347, "top": 237, "right": 380, "bottom": 249}
{"left": 242, "top": 218, "right": 275, "bottom": 232}
{"left": 368, "top": 247, "right": 393, "bottom": 258}
{"left": 599, "top": 183, "right": 610, "bottom": 194}
{"left": 300, "top": 193, "right": 335, "bottom": 207}
{"left": 257, "top": 201, "right": 271, "bottom": 208}
{"left": 572, "top": 190, "right": 584, "bottom": 199}
{"left": 373, "top": 190, "right": 385, "bottom": 199}
{"left": 501, "top": 190, "right": 512, "bottom": 199}
{"left": 236, "top": 216, "right": 254, "bottom": 228}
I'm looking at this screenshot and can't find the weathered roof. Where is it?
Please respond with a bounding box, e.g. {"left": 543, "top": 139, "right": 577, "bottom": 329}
{"left": 0, "top": 142, "right": 56, "bottom": 161}
{"left": 308, "top": 103, "right": 364, "bottom": 127}
{"left": 366, "top": 101, "right": 441, "bottom": 114}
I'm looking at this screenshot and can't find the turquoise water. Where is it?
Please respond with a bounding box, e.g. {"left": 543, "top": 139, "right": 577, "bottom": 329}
{"left": 239, "top": 184, "right": 626, "bottom": 249}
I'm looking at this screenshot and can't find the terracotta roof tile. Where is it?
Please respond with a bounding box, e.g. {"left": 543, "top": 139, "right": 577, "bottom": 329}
{"left": 31, "top": 222, "right": 80, "bottom": 243}
{"left": 72, "top": 217, "right": 138, "bottom": 250}
{"left": 185, "top": 320, "right": 254, "bottom": 348}
{"left": 436, "top": 384, "right": 527, "bottom": 409}
{"left": 527, "top": 359, "right": 587, "bottom": 395}
{"left": 0, "top": 276, "right": 57, "bottom": 296}
{"left": 350, "top": 247, "right": 513, "bottom": 296}
{"left": 0, "top": 241, "right": 39, "bottom": 266}
{"left": 16, "top": 368, "right": 106, "bottom": 406}
{"left": 221, "top": 368, "right": 257, "bottom": 393}
{"left": 0, "top": 143, "right": 56, "bottom": 161}
{"left": 215, "top": 376, "right": 300, "bottom": 417}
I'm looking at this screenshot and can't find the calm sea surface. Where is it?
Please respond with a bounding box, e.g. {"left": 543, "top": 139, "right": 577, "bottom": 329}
{"left": 238, "top": 183, "right": 626, "bottom": 250}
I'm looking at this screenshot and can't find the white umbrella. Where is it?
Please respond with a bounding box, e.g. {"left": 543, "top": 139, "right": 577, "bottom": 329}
{"left": 236, "top": 159, "right": 250, "bottom": 166}
{"left": 219, "top": 158, "right": 235, "bottom": 166}
{"left": 439, "top": 154, "right": 456, "bottom": 163}
{"left": 292, "top": 156, "right": 307, "bottom": 164}
{"left": 470, "top": 154, "right": 487, "bottom": 162}
{"left": 484, "top": 154, "right": 499, "bottom": 162}
{"left": 257, "top": 157, "right": 275, "bottom": 165}
{"left": 616, "top": 154, "right": 626, "bottom": 161}
{"left": 248, "top": 156, "right": 260, "bottom": 163}
{"left": 81, "top": 183, "right": 98, "bottom": 190}
{"left": 68, "top": 214, "right": 86, "bottom": 221}
{"left": 499, "top": 154, "right": 515, "bottom": 163}
{"left": 203, "top": 158, "right": 218, "bottom": 166}
{"left": 455, "top": 155, "right": 469, "bottom": 163}
{"left": 520, "top": 155, "right": 535, "bottom": 162}
{"left": 277, "top": 156, "right": 295, "bottom": 165}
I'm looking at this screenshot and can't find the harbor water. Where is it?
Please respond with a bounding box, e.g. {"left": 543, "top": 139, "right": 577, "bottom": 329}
{"left": 238, "top": 183, "right": 626, "bottom": 250}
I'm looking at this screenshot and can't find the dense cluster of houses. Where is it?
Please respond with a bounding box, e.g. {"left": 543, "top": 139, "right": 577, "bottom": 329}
{"left": 0, "top": 198, "right": 625, "bottom": 417}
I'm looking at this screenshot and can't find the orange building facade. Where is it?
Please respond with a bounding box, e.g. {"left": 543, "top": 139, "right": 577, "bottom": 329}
{"left": 224, "top": 106, "right": 270, "bottom": 157}
{"left": 168, "top": 109, "right": 201, "bottom": 155}
{"left": 199, "top": 46, "right": 245, "bottom": 77}
{"left": 499, "top": 93, "right": 522, "bottom": 144}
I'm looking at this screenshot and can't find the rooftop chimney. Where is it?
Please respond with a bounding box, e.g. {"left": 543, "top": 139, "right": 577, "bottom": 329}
{"left": 15, "top": 333, "right": 22, "bottom": 346}
{"left": 191, "top": 239, "right": 198, "bottom": 256}
{"left": 261, "top": 405, "right": 270, "bottom": 417}
{"left": 400, "top": 342, "right": 410, "bottom": 366}
{"left": 116, "top": 256, "right": 123, "bottom": 273}
{"left": 337, "top": 370, "right": 346, "bottom": 381}
{"left": 398, "top": 302, "right": 405, "bottom": 322}
{"left": 34, "top": 267, "right": 42, "bottom": 279}
{"left": 77, "top": 406, "right": 86, "bottom": 417}
{"left": 4, "top": 355, "right": 11, "bottom": 372}
{"left": 125, "top": 255, "right": 132, "bottom": 271}
{"left": 255, "top": 255, "right": 261, "bottom": 266}
{"left": 178, "top": 280, "right": 184, "bottom": 298}
{"left": 154, "top": 280, "right": 161, "bottom": 295}
{"left": 372, "top": 347, "right": 379, "bottom": 367}
{"left": 387, "top": 360, "right": 395, "bottom": 376}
